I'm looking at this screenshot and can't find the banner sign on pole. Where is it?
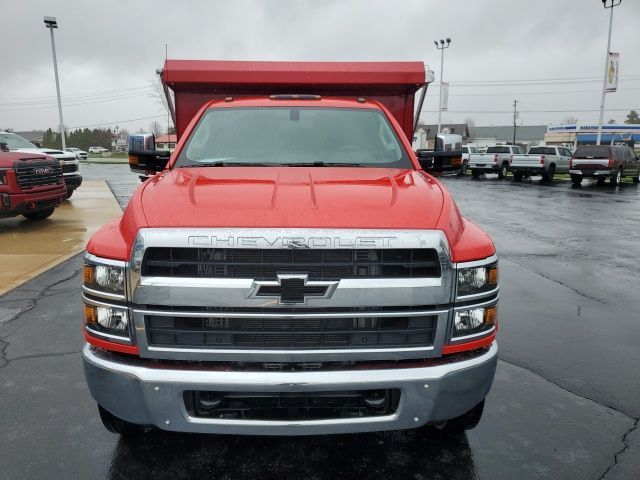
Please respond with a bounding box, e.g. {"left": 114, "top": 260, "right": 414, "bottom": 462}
{"left": 440, "top": 82, "right": 449, "bottom": 111}
{"left": 606, "top": 52, "right": 619, "bottom": 93}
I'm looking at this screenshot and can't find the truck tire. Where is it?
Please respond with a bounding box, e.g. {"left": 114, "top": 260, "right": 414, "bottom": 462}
{"left": 23, "top": 207, "right": 55, "bottom": 221}
{"left": 471, "top": 169, "right": 482, "bottom": 179}
{"left": 597, "top": 177, "right": 606, "bottom": 186}
{"left": 66, "top": 190, "right": 74, "bottom": 200}
{"left": 571, "top": 174, "right": 583, "bottom": 186}
{"left": 633, "top": 171, "right": 640, "bottom": 184}
{"left": 497, "top": 162, "right": 508, "bottom": 179}
{"left": 610, "top": 169, "right": 622, "bottom": 186}
{"left": 98, "top": 405, "right": 149, "bottom": 436}
{"left": 513, "top": 172, "right": 523, "bottom": 182}
{"left": 457, "top": 162, "right": 468, "bottom": 177}
{"left": 541, "top": 165, "right": 555, "bottom": 183}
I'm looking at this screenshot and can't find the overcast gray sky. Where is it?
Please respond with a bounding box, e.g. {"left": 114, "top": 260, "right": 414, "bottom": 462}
{"left": 2, "top": 0, "right": 639, "bottom": 133}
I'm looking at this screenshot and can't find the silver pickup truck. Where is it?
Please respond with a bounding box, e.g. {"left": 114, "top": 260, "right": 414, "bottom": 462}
{"left": 511, "top": 146, "right": 572, "bottom": 182}
{"left": 469, "top": 145, "right": 525, "bottom": 179}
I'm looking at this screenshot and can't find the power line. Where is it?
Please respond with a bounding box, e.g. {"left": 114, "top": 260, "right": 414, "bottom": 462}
{"left": 67, "top": 113, "right": 167, "bottom": 130}
{"left": 0, "top": 86, "right": 153, "bottom": 102}
{"left": 0, "top": 91, "right": 157, "bottom": 112}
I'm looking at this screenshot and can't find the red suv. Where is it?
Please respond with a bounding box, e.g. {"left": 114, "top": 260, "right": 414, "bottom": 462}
{"left": 569, "top": 145, "right": 640, "bottom": 186}
{"left": 0, "top": 150, "right": 67, "bottom": 220}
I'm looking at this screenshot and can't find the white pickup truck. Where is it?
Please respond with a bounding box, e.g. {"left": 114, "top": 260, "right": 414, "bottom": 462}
{"left": 469, "top": 145, "right": 525, "bottom": 179}
{"left": 510, "top": 146, "right": 572, "bottom": 182}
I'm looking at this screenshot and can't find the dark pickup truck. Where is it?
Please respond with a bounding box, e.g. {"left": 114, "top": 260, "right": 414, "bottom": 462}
{"left": 569, "top": 145, "right": 640, "bottom": 186}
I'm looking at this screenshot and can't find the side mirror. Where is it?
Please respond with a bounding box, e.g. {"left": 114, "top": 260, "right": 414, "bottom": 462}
{"left": 416, "top": 149, "right": 434, "bottom": 170}
{"left": 128, "top": 133, "right": 170, "bottom": 174}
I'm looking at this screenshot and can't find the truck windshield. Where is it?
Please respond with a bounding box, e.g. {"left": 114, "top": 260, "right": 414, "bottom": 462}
{"left": 175, "top": 107, "right": 411, "bottom": 168}
{"left": 0, "top": 132, "right": 38, "bottom": 150}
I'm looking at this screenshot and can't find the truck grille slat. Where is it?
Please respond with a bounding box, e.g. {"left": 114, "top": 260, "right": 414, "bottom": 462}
{"left": 142, "top": 248, "right": 441, "bottom": 280}
{"left": 146, "top": 314, "right": 436, "bottom": 350}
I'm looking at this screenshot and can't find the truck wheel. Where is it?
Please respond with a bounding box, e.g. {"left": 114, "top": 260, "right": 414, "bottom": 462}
{"left": 23, "top": 207, "right": 55, "bottom": 221}
{"left": 571, "top": 174, "right": 583, "bottom": 186}
{"left": 541, "top": 165, "right": 555, "bottom": 183}
{"left": 513, "top": 172, "right": 523, "bottom": 182}
{"left": 457, "top": 162, "right": 468, "bottom": 177}
{"left": 497, "top": 162, "right": 508, "bottom": 179}
{"left": 633, "top": 172, "right": 640, "bottom": 184}
{"left": 610, "top": 169, "right": 622, "bottom": 186}
{"left": 471, "top": 169, "right": 482, "bottom": 179}
{"left": 98, "top": 405, "right": 149, "bottom": 436}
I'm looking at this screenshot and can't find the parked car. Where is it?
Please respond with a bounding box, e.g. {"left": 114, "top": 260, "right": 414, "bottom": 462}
{"left": 0, "top": 131, "right": 82, "bottom": 199}
{"left": 0, "top": 149, "right": 67, "bottom": 220}
{"left": 569, "top": 145, "right": 640, "bottom": 186}
{"left": 65, "top": 147, "right": 88, "bottom": 160}
{"left": 469, "top": 145, "right": 525, "bottom": 179}
{"left": 88, "top": 146, "right": 109, "bottom": 154}
{"left": 511, "top": 146, "right": 572, "bottom": 182}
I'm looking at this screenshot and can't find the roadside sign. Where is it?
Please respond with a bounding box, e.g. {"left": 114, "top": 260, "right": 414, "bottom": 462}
{"left": 606, "top": 52, "right": 619, "bottom": 93}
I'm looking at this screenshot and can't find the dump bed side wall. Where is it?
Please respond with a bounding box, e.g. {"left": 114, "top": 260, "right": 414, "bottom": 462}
{"left": 162, "top": 60, "right": 425, "bottom": 141}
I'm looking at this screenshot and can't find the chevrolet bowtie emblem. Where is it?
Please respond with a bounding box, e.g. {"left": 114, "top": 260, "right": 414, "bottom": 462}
{"left": 248, "top": 274, "right": 338, "bottom": 304}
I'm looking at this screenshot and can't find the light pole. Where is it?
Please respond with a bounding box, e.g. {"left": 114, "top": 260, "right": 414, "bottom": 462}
{"left": 596, "top": 0, "right": 622, "bottom": 146}
{"left": 43, "top": 16, "right": 66, "bottom": 150}
{"left": 434, "top": 38, "right": 451, "bottom": 135}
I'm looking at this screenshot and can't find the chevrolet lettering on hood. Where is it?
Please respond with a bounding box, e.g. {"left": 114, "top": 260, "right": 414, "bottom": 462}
{"left": 187, "top": 235, "right": 398, "bottom": 248}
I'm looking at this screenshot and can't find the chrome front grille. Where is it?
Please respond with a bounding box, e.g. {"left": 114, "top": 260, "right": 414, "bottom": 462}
{"left": 129, "top": 228, "right": 454, "bottom": 361}
{"left": 142, "top": 247, "right": 441, "bottom": 280}
{"left": 15, "top": 161, "right": 63, "bottom": 189}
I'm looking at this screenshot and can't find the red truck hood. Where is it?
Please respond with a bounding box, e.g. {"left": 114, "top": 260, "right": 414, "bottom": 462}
{"left": 135, "top": 167, "right": 444, "bottom": 229}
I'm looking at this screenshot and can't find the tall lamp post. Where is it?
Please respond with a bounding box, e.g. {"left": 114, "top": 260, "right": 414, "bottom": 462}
{"left": 434, "top": 38, "right": 451, "bottom": 135}
{"left": 43, "top": 16, "right": 66, "bottom": 150}
{"left": 596, "top": 0, "right": 622, "bottom": 146}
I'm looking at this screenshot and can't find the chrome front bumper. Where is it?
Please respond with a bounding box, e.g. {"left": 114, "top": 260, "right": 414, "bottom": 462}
{"left": 82, "top": 342, "right": 498, "bottom": 435}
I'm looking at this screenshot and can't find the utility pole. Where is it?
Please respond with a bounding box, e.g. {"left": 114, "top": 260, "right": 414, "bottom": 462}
{"left": 596, "top": 0, "right": 622, "bottom": 145}
{"left": 512, "top": 100, "right": 518, "bottom": 145}
{"left": 43, "top": 16, "right": 66, "bottom": 150}
{"left": 434, "top": 38, "right": 451, "bottom": 136}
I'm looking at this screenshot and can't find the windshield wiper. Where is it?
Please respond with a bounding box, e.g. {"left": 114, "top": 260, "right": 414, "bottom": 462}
{"left": 179, "top": 162, "right": 274, "bottom": 167}
{"left": 288, "top": 162, "right": 363, "bottom": 167}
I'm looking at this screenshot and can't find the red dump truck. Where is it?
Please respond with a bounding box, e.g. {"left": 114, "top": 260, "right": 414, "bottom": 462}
{"left": 82, "top": 60, "right": 499, "bottom": 437}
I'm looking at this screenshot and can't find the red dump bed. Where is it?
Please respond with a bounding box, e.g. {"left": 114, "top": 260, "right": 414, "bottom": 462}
{"left": 161, "top": 60, "right": 426, "bottom": 140}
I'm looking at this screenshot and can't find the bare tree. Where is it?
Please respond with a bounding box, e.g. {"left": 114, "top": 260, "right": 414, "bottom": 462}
{"left": 149, "top": 121, "right": 164, "bottom": 136}
{"left": 607, "top": 118, "right": 616, "bottom": 124}
{"left": 563, "top": 116, "right": 578, "bottom": 124}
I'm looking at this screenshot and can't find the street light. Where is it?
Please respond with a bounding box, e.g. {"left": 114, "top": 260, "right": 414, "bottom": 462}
{"left": 43, "top": 16, "right": 66, "bottom": 150}
{"left": 596, "top": 0, "right": 622, "bottom": 146}
{"left": 434, "top": 38, "right": 451, "bottom": 135}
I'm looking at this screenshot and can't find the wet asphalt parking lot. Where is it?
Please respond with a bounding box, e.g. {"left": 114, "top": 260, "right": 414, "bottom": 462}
{"left": 1, "top": 164, "right": 639, "bottom": 480}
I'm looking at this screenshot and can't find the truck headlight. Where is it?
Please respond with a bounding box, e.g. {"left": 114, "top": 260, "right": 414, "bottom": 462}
{"left": 84, "top": 304, "right": 129, "bottom": 338}
{"left": 457, "top": 262, "right": 498, "bottom": 297}
{"left": 83, "top": 258, "right": 125, "bottom": 295}
{"left": 453, "top": 305, "right": 496, "bottom": 338}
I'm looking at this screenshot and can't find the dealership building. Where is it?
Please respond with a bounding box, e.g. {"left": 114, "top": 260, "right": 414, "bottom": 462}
{"left": 544, "top": 124, "right": 640, "bottom": 148}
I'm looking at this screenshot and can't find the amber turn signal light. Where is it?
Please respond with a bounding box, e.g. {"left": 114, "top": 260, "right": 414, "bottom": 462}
{"left": 484, "top": 306, "right": 497, "bottom": 325}
{"left": 487, "top": 267, "right": 498, "bottom": 286}
{"left": 83, "top": 264, "right": 94, "bottom": 284}
{"left": 84, "top": 304, "right": 97, "bottom": 325}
